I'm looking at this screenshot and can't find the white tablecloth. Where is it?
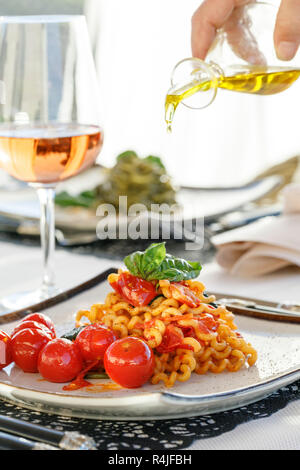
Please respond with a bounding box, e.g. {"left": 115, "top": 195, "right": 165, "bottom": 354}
{"left": 0, "top": 240, "right": 300, "bottom": 450}
{"left": 188, "top": 400, "right": 300, "bottom": 450}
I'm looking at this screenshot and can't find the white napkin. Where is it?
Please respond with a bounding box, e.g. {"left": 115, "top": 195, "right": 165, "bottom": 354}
{"left": 211, "top": 184, "right": 300, "bottom": 276}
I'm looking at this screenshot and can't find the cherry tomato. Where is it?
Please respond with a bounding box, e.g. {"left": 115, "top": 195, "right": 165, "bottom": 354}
{"left": 156, "top": 324, "right": 192, "bottom": 353}
{"left": 197, "top": 313, "right": 219, "bottom": 334}
{"left": 109, "top": 272, "right": 157, "bottom": 307}
{"left": 11, "top": 328, "right": 52, "bottom": 373}
{"left": 104, "top": 337, "right": 155, "bottom": 388}
{"left": 38, "top": 338, "right": 84, "bottom": 383}
{"left": 21, "top": 313, "right": 56, "bottom": 338}
{"left": 0, "top": 330, "right": 12, "bottom": 370}
{"left": 11, "top": 320, "right": 53, "bottom": 339}
{"left": 170, "top": 282, "right": 201, "bottom": 308}
{"left": 168, "top": 313, "right": 219, "bottom": 337}
{"left": 75, "top": 324, "right": 117, "bottom": 364}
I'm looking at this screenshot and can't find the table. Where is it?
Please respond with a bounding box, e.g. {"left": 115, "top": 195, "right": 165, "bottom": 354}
{"left": 0, "top": 233, "right": 299, "bottom": 450}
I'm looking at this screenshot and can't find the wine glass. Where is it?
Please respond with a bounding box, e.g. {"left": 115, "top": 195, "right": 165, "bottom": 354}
{"left": 165, "top": 1, "right": 300, "bottom": 130}
{"left": 0, "top": 16, "right": 103, "bottom": 312}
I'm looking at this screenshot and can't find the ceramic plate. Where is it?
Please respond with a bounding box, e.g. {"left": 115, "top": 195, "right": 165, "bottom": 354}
{"left": 0, "top": 270, "right": 299, "bottom": 420}
{"left": 0, "top": 170, "right": 281, "bottom": 230}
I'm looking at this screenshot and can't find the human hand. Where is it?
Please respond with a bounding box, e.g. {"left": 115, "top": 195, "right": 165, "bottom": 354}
{"left": 192, "top": 0, "right": 300, "bottom": 62}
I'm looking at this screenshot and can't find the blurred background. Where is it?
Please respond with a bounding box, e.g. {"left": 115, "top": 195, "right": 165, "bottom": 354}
{"left": 0, "top": 0, "right": 298, "bottom": 188}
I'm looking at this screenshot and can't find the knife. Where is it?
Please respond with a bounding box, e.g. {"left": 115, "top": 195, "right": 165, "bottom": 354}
{"left": 211, "top": 294, "right": 300, "bottom": 323}
{"left": 207, "top": 204, "right": 282, "bottom": 233}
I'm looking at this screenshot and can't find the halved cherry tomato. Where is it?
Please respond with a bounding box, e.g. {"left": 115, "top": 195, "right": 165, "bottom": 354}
{"left": 11, "top": 320, "right": 53, "bottom": 339}
{"left": 197, "top": 313, "right": 219, "bottom": 334}
{"left": 21, "top": 313, "right": 56, "bottom": 339}
{"left": 171, "top": 314, "right": 219, "bottom": 341}
{"left": 156, "top": 324, "right": 192, "bottom": 353}
{"left": 11, "top": 328, "right": 52, "bottom": 373}
{"left": 109, "top": 272, "right": 157, "bottom": 307}
{"left": 75, "top": 324, "right": 117, "bottom": 363}
{"left": 0, "top": 330, "right": 12, "bottom": 370}
{"left": 38, "top": 338, "right": 84, "bottom": 383}
{"left": 170, "top": 282, "right": 201, "bottom": 308}
{"left": 104, "top": 337, "right": 155, "bottom": 388}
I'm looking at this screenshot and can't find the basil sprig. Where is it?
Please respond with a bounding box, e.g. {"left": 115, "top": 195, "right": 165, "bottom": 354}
{"left": 124, "top": 243, "right": 202, "bottom": 282}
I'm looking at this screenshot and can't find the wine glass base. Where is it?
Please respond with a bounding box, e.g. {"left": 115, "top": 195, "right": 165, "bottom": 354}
{"left": 0, "top": 286, "right": 60, "bottom": 316}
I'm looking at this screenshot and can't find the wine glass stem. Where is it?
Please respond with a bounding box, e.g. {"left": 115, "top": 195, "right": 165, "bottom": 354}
{"left": 35, "top": 185, "right": 56, "bottom": 296}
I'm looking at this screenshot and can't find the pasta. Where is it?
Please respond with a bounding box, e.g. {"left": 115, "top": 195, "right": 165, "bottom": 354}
{"left": 75, "top": 271, "right": 257, "bottom": 388}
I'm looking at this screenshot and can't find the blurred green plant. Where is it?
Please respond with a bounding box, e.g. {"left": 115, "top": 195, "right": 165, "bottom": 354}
{"left": 0, "top": 0, "right": 84, "bottom": 15}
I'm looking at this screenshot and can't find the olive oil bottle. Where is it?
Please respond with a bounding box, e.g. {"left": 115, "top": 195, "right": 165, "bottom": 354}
{"left": 165, "top": 66, "right": 300, "bottom": 132}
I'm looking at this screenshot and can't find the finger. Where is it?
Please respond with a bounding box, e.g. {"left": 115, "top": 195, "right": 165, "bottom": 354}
{"left": 274, "top": 0, "right": 300, "bottom": 60}
{"left": 191, "top": 0, "right": 252, "bottom": 59}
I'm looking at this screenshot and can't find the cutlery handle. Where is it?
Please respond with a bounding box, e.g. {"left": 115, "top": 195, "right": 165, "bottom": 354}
{"left": 225, "top": 304, "right": 300, "bottom": 323}
{"left": 251, "top": 304, "right": 300, "bottom": 317}
{"left": 0, "top": 415, "right": 62, "bottom": 446}
{"left": 0, "top": 415, "right": 97, "bottom": 450}
{"left": 0, "top": 430, "right": 58, "bottom": 450}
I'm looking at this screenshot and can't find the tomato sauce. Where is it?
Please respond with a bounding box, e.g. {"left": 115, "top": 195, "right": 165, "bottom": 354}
{"left": 63, "top": 360, "right": 99, "bottom": 391}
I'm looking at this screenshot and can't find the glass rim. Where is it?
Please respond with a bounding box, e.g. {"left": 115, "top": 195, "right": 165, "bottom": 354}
{"left": 0, "top": 15, "right": 85, "bottom": 24}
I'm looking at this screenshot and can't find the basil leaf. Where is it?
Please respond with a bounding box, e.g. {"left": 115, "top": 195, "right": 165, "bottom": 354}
{"left": 85, "top": 372, "right": 109, "bottom": 379}
{"left": 124, "top": 243, "right": 202, "bottom": 282}
{"left": 55, "top": 191, "right": 96, "bottom": 208}
{"left": 124, "top": 242, "right": 166, "bottom": 279}
{"left": 144, "top": 155, "right": 165, "bottom": 169}
{"left": 116, "top": 150, "right": 138, "bottom": 161}
{"left": 149, "top": 254, "right": 202, "bottom": 282}
{"left": 123, "top": 251, "right": 144, "bottom": 277}
{"left": 80, "top": 190, "right": 98, "bottom": 200}
{"left": 61, "top": 325, "right": 86, "bottom": 341}
{"left": 140, "top": 243, "right": 166, "bottom": 275}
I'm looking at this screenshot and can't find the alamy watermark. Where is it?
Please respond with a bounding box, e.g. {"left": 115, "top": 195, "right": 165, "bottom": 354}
{"left": 95, "top": 196, "right": 205, "bottom": 251}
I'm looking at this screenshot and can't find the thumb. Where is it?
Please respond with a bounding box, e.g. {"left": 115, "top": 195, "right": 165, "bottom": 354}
{"left": 274, "top": 0, "right": 300, "bottom": 60}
